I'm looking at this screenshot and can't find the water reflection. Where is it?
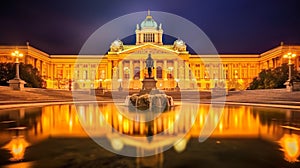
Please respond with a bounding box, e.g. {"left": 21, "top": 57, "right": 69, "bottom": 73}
{"left": 0, "top": 103, "right": 300, "bottom": 166}
{"left": 279, "top": 134, "right": 300, "bottom": 162}
{"left": 2, "top": 135, "right": 30, "bottom": 161}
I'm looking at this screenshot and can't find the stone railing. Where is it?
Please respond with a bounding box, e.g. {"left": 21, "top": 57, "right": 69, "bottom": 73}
{"left": 293, "top": 82, "right": 300, "bottom": 91}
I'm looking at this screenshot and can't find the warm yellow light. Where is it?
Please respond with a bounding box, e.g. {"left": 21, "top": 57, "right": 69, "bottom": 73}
{"left": 123, "top": 119, "right": 129, "bottom": 133}
{"left": 11, "top": 50, "right": 23, "bottom": 58}
{"left": 69, "top": 119, "right": 73, "bottom": 132}
{"left": 279, "top": 134, "right": 300, "bottom": 162}
{"left": 174, "top": 138, "right": 188, "bottom": 153}
{"left": 2, "top": 136, "right": 30, "bottom": 161}
{"left": 111, "top": 138, "right": 124, "bottom": 151}
{"left": 284, "top": 52, "right": 297, "bottom": 59}
{"left": 118, "top": 114, "right": 123, "bottom": 122}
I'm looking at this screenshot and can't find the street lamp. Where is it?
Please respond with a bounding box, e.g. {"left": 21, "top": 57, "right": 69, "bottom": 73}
{"left": 11, "top": 50, "right": 23, "bottom": 79}
{"left": 8, "top": 50, "right": 26, "bottom": 90}
{"left": 118, "top": 79, "right": 123, "bottom": 91}
{"left": 283, "top": 52, "right": 296, "bottom": 91}
{"left": 175, "top": 78, "right": 180, "bottom": 91}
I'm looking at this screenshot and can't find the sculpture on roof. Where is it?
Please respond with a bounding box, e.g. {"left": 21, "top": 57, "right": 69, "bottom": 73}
{"left": 110, "top": 39, "right": 124, "bottom": 52}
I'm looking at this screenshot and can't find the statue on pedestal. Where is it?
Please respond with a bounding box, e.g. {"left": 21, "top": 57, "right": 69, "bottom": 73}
{"left": 146, "top": 54, "right": 154, "bottom": 78}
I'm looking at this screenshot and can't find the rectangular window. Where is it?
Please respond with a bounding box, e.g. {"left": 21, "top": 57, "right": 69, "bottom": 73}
{"left": 91, "top": 70, "right": 96, "bottom": 80}
{"left": 83, "top": 70, "right": 88, "bottom": 80}
{"left": 75, "top": 70, "right": 80, "bottom": 79}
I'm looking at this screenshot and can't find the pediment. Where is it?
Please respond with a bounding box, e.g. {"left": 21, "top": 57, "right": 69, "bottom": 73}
{"left": 118, "top": 43, "right": 179, "bottom": 55}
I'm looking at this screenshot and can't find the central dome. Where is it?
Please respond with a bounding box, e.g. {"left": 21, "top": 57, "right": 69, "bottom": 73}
{"left": 140, "top": 11, "right": 158, "bottom": 29}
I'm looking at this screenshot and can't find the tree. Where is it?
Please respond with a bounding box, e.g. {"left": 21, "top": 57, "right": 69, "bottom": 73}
{"left": 0, "top": 63, "right": 15, "bottom": 85}
{"left": 0, "top": 63, "right": 44, "bottom": 88}
{"left": 249, "top": 63, "right": 299, "bottom": 90}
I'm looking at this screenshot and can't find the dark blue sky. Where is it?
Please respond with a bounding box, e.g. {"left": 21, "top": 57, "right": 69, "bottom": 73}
{"left": 1, "top": 0, "right": 299, "bottom": 54}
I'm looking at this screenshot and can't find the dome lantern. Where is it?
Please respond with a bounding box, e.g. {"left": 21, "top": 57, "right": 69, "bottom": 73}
{"left": 135, "top": 10, "right": 163, "bottom": 45}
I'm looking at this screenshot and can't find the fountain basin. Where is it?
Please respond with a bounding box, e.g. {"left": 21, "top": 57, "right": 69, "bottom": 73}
{"left": 125, "top": 93, "right": 174, "bottom": 109}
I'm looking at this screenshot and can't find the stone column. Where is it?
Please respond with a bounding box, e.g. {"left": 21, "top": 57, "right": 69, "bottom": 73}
{"left": 228, "top": 64, "right": 232, "bottom": 79}
{"left": 136, "top": 33, "right": 139, "bottom": 44}
{"left": 239, "top": 64, "right": 242, "bottom": 79}
{"left": 184, "top": 61, "right": 189, "bottom": 80}
{"left": 140, "top": 33, "right": 144, "bottom": 43}
{"left": 201, "top": 64, "right": 204, "bottom": 79}
{"left": 129, "top": 60, "right": 133, "bottom": 79}
{"left": 184, "top": 61, "right": 190, "bottom": 89}
{"left": 68, "top": 64, "right": 72, "bottom": 79}
{"left": 53, "top": 64, "right": 57, "bottom": 79}
{"left": 118, "top": 61, "right": 123, "bottom": 80}
{"left": 40, "top": 60, "right": 43, "bottom": 76}
{"left": 140, "top": 60, "right": 144, "bottom": 80}
{"left": 62, "top": 64, "right": 66, "bottom": 79}
{"left": 107, "top": 61, "right": 112, "bottom": 79}
{"left": 247, "top": 64, "right": 250, "bottom": 79}
{"left": 153, "top": 60, "right": 157, "bottom": 79}
{"left": 163, "top": 60, "right": 167, "bottom": 80}
{"left": 174, "top": 60, "right": 178, "bottom": 79}
{"left": 159, "top": 33, "right": 162, "bottom": 44}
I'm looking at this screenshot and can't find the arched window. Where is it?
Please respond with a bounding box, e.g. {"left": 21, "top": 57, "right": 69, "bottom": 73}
{"left": 134, "top": 67, "right": 140, "bottom": 79}
{"left": 156, "top": 66, "right": 162, "bottom": 79}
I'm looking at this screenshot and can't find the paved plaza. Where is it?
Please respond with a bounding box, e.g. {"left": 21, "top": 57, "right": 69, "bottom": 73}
{"left": 0, "top": 86, "right": 299, "bottom": 107}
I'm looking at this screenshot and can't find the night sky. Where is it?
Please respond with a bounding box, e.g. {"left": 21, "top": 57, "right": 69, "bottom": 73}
{"left": 1, "top": 0, "right": 300, "bottom": 54}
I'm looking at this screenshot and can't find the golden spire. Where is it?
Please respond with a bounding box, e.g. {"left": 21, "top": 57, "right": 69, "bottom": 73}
{"left": 146, "top": 9, "right": 152, "bottom": 19}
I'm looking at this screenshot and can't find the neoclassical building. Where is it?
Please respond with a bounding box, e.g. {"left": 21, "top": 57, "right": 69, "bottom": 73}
{"left": 0, "top": 12, "right": 299, "bottom": 90}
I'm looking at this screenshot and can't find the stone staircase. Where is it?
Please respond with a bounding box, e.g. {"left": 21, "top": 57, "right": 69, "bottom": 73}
{"left": 0, "top": 86, "right": 95, "bottom": 103}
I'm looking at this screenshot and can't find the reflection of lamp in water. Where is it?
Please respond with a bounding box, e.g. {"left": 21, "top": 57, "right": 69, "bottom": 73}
{"left": 174, "top": 137, "right": 188, "bottom": 153}
{"left": 2, "top": 136, "right": 30, "bottom": 161}
{"left": 279, "top": 134, "right": 300, "bottom": 162}
{"left": 111, "top": 138, "right": 124, "bottom": 151}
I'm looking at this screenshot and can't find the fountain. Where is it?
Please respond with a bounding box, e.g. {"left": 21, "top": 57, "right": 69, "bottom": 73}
{"left": 124, "top": 54, "right": 174, "bottom": 110}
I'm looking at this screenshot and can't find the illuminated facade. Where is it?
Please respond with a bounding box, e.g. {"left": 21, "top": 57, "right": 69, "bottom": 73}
{"left": 0, "top": 12, "right": 299, "bottom": 90}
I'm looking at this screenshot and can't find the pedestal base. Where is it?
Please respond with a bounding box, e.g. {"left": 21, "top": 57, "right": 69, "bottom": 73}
{"left": 212, "top": 87, "right": 228, "bottom": 97}
{"left": 284, "top": 81, "right": 293, "bottom": 92}
{"left": 175, "top": 83, "right": 180, "bottom": 91}
{"left": 8, "top": 79, "right": 26, "bottom": 91}
{"left": 141, "top": 78, "right": 157, "bottom": 94}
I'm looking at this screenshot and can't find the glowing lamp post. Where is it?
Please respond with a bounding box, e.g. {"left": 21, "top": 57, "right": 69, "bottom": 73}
{"left": 11, "top": 50, "right": 23, "bottom": 79}
{"left": 283, "top": 52, "right": 296, "bottom": 92}
{"left": 8, "top": 50, "right": 26, "bottom": 90}
{"left": 118, "top": 79, "right": 123, "bottom": 91}
{"left": 175, "top": 78, "right": 180, "bottom": 91}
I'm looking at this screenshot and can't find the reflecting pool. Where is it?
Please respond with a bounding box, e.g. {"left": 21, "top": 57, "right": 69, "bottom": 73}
{"left": 0, "top": 103, "right": 300, "bottom": 168}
